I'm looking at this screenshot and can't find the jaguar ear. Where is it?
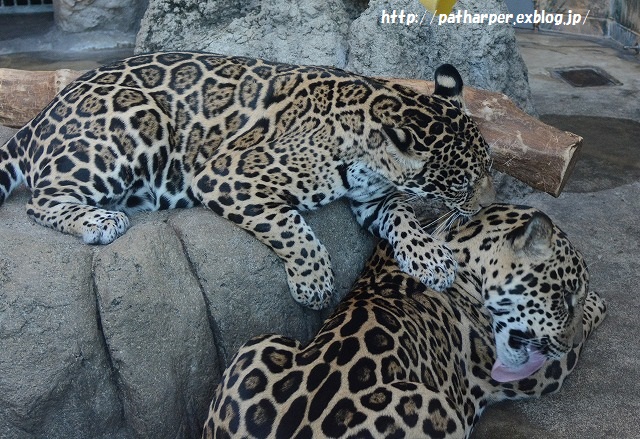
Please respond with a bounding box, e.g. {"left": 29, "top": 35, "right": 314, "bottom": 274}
{"left": 383, "top": 126, "right": 423, "bottom": 170}
{"left": 434, "top": 64, "right": 464, "bottom": 109}
{"left": 511, "top": 212, "right": 554, "bottom": 260}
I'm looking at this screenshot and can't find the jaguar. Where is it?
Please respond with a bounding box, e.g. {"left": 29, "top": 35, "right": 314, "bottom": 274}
{"left": 0, "top": 52, "right": 494, "bottom": 309}
{"left": 204, "top": 203, "right": 607, "bottom": 438}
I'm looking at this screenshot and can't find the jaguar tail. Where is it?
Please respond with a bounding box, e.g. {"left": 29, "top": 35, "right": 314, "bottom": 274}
{"left": 0, "top": 128, "right": 26, "bottom": 207}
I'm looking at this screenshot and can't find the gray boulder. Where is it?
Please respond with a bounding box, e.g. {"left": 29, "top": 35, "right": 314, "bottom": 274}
{"left": 135, "top": 0, "right": 535, "bottom": 113}
{"left": 54, "top": 0, "right": 148, "bottom": 33}
{"left": 136, "top": 0, "right": 356, "bottom": 68}
{"left": 0, "top": 192, "right": 127, "bottom": 439}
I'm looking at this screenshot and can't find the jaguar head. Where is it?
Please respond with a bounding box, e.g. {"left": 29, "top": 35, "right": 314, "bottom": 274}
{"left": 380, "top": 64, "right": 495, "bottom": 217}
{"left": 480, "top": 209, "right": 589, "bottom": 382}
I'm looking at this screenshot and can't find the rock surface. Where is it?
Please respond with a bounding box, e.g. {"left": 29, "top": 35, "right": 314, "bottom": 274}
{"left": 0, "top": 123, "right": 374, "bottom": 438}
{"left": 54, "top": 0, "right": 148, "bottom": 33}
{"left": 135, "top": 0, "right": 536, "bottom": 113}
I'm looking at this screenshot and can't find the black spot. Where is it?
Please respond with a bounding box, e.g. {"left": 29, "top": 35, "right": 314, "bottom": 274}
{"left": 197, "top": 174, "right": 217, "bottom": 194}
{"left": 321, "top": 398, "right": 367, "bottom": 437}
{"left": 544, "top": 360, "right": 563, "bottom": 380}
{"left": 375, "top": 416, "right": 405, "bottom": 438}
{"left": 238, "top": 369, "right": 267, "bottom": 400}
{"left": 132, "top": 64, "right": 166, "bottom": 88}
{"left": 395, "top": 393, "right": 423, "bottom": 428}
{"left": 93, "top": 175, "right": 108, "bottom": 195}
{"left": 422, "top": 419, "right": 449, "bottom": 439}
{"left": 311, "top": 193, "right": 326, "bottom": 204}
{"left": 565, "top": 350, "right": 577, "bottom": 371}
{"left": 261, "top": 346, "right": 293, "bottom": 373}
{"left": 348, "top": 357, "right": 378, "bottom": 393}
{"left": 292, "top": 426, "right": 313, "bottom": 439}
{"left": 254, "top": 223, "right": 271, "bottom": 233}
{"left": 72, "top": 168, "right": 91, "bottom": 183}
{"left": 306, "top": 362, "right": 330, "bottom": 392}
{"left": 381, "top": 356, "right": 405, "bottom": 382}
{"left": 245, "top": 399, "right": 276, "bottom": 437}
{"left": 206, "top": 199, "right": 224, "bottom": 216}
{"left": 273, "top": 371, "right": 303, "bottom": 403}
{"left": 296, "top": 346, "right": 323, "bottom": 367}
{"left": 542, "top": 382, "right": 560, "bottom": 395}
{"left": 218, "top": 396, "right": 240, "bottom": 434}
{"left": 339, "top": 307, "right": 369, "bottom": 337}
{"left": 243, "top": 204, "right": 265, "bottom": 217}
{"left": 361, "top": 387, "right": 393, "bottom": 411}
{"left": 515, "top": 378, "right": 537, "bottom": 392}
{"left": 372, "top": 306, "right": 402, "bottom": 333}
{"left": 324, "top": 337, "right": 360, "bottom": 366}
{"left": 55, "top": 156, "right": 74, "bottom": 173}
{"left": 275, "top": 395, "right": 307, "bottom": 438}
{"left": 365, "top": 327, "right": 395, "bottom": 355}
{"left": 308, "top": 371, "right": 341, "bottom": 422}
{"left": 227, "top": 213, "right": 244, "bottom": 224}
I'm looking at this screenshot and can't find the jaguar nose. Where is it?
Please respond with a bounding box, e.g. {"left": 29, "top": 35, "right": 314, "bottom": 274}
{"left": 478, "top": 175, "right": 495, "bottom": 207}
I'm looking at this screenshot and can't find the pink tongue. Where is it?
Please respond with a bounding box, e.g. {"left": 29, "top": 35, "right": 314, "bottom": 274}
{"left": 491, "top": 349, "right": 547, "bottom": 382}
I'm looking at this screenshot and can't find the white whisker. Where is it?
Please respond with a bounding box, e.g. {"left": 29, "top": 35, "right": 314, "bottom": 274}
{"left": 421, "top": 210, "right": 455, "bottom": 232}
{"left": 432, "top": 210, "right": 461, "bottom": 237}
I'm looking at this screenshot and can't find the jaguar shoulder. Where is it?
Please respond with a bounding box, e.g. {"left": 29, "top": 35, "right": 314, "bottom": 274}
{"left": 0, "top": 52, "right": 494, "bottom": 309}
{"left": 204, "top": 203, "right": 607, "bottom": 438}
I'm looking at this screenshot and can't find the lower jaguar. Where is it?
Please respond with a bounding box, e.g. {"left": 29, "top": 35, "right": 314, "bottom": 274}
{"left": 204, "top": 203, "right": 606, "bottom": 438}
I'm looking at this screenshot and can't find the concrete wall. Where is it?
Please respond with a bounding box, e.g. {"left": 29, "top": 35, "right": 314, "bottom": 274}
{"left": 611, "top": 0, "right": 640, "bottom": 33}
{"left": 532, "top": 0, "right": 639, "bottom": 43}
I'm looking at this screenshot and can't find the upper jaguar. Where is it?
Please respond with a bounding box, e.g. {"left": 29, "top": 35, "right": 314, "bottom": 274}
{"left": 0, "top": 52, "right": 494, "bottom": 309}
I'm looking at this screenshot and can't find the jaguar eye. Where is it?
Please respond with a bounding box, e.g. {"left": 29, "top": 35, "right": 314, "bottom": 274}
{"left": 451, "top": 179, "right": 470, "bottom": 194}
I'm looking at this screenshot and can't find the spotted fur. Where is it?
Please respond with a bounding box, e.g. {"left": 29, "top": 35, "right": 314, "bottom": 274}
{"left": 0, "top": 52, "right": 494, "bottom": 309}
{"left": 203, "top": 204, "right": 606, "bottom": 438}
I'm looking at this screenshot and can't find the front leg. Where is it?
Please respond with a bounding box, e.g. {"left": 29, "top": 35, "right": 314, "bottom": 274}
{"left": 349, "top": 192, "right": 457, "bottom": 291}
{"left": 193, "top": 164, "right": 334, "bottom": 310}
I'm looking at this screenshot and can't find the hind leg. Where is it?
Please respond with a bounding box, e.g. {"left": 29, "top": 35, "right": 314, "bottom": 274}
{"left": 26, "top": 194, "right": 129, "bottom": 244}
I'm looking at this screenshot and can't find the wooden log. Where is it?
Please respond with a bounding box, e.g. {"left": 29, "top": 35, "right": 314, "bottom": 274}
{"left": 0, "top": 68, "right": 80, "bottom": 128}
{"left": 0, "top": 68, "right": 581, "bottom": 196}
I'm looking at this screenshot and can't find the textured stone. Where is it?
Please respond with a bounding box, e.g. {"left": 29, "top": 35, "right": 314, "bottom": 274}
{"left": 54, "top": 0, "right": 148, "bottom": 33}
{"left": 93, "top": 221, "right": 218, "bottom": 438}
{"left": 347, "top": 0, "right": 536, "bottom": 113}
{"left": 0, "top": 189, "right": 128, "bottom": 439}
{"left": 136, "top": 0, "right": 356, "bottom": 68}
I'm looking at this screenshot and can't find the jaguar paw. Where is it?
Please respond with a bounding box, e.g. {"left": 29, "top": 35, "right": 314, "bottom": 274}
{"left": 284, "top": 253, "right": 335, "bottom": 310}
{"left": 81, "top": 210, "right": 130, "bottom": 244}
{"left": 395, "top": 239, "right": 458, "bottom": 292}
